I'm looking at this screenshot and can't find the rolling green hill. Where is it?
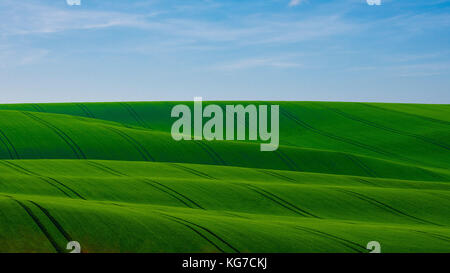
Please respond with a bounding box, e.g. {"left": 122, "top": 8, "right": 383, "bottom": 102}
{"left": 0, "top": 101, "right": 449, "bottom": 253}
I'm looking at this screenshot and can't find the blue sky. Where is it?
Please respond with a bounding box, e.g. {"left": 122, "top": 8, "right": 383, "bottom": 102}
{"left": 0, "top": 0, "right": 449, "bottom": 103}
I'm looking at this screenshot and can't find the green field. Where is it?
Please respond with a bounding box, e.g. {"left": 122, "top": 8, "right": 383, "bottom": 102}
{"left": 0, "top": 101, "right": 449, "bottom": 253}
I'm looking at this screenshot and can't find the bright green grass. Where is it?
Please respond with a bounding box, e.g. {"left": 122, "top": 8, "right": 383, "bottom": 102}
{"left": 0, "top": 101, "right": 448, "bottom": 253}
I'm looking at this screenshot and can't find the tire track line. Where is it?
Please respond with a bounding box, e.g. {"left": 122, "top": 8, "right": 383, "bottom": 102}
{"left": 169, "top": 163, "right": 216, "bottom": 180}
{"left": 325, "top": 106, "right": 450, "bottom": 151}
{"left": 280, "top": 108, "right": 405, "bottom": 160}
{"left": 362, "top": 103, "right": 450, "bottom": 126}
{"left": 29, "top": 201, "right": 73, "bottom": 242}
{"left": 103, "top": 126, "right": 154, "bottom": 161}
{"left": 257, "top": 169, "right": 296, "bottom": 183}
{"left": 0, "top": 128, "right": 19, "bottom": 159}
{"left": 161, "top": 215, "right": 225, "bottom": 253}
{"left": 0, "top": 161, "right": 80, "bottom": 199}
{"left": 144, "top": 179, "right": 204, "bottom": 209}
{"left": 294, "top": 226, "right": 365, "bottom": 253}
{"left": 161, "top": 213, "right": 239, "bottom": 253}
{"left": 336, "top": 188, "right": 440, "bottom": 226}
{"left": 355, "top": 178, "right": 380, "bottom": 188}
{"left": 244, "top": 184, "right": 319, "bottom": 218}
{"left": 277, "top": 149, "right": 301, "bottom": 171}
{"left": 21, "top": 111, "right": 86, "bottom": 159}
{"left": 76, "top": 103, "right": 95, "bottom": 119}
{"left": 45, "top": 177, "right": 86, "bottom": 200}
{"left": 194, "top": 141, "right": 227, "bottom": 166}
{"left": 86, "top": 161, "right": 127, "bottom": 177}
{"left": 11, "top": 198, "right": 62, "bottom": 253}
{"left": 32, "top": 104, "right": 44, "bottom": 112}
{"left": 343, "top": 153, "right": 377, "bottom": 178}
{"left": 120, "top": 103, "right": 151, "bottom": 129}
{"left": 142, "top": 180, "right": 193, "bottom": 208}
{"left": 414, "top": 230, "right": 450, "bottom": 244}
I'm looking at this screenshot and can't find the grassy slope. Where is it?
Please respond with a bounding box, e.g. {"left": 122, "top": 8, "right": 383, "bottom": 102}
{"left": 0, "top": 102, "right": 448, "bottom": 253}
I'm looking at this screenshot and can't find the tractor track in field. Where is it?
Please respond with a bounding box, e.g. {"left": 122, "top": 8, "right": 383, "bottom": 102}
{"left": 86, "top": 160, "right": 127, "bottom": 177}
{"left": 243, "top": 184, "right": 319, "bottom": 218}
{"left": 76, "top": 103, "right": 95, "bottom": 119}
{"left": 142, "top": 179, "right": 204, "bottom": 209}
{"left": 29, "top": 201, "right": 73, "bottom": 243}
{"left": 144, "top": 179, "right": 204, "bottom": 209}
{"left": 10, "top": 197, "right": 62, "bottom": 253}
{"left": 0, "top": 161, "right": 84, "bottom": 199}
{"left": 103, "top": 126, "right": 154, "bottom": 162}
{"left": 169, "top": 163, "right": 216, "bottom": 180}
{"left": 194, "top": 141, "right": 227, "bottom": 166}
{"left": 294, "top": 226, "right": 365, "bottom": 253}
{"left": 361, "top": 103, "right": 450, "bottom": 126}
{"left": 0, "top": 160, "right": 40, "bottom": 176}
{"left": 257, "top": 169, "right": 296, "bottom": 183}
{"left": 162, "top": 215, "right": 226, "bottom": 252}
{"left": 274, "top": 149, "right": 300, "bottom": 171}
{"left": 414, "top": 230, "right": 450, "bottom": 244}
{"left": 32, "top": 104, "right": 44, "bottom": 112}
{"left": 0, "top": 128, "right": 19, "bottom": 159}
{"left": 160, "top": 213, "right": 240, "bottom": 253}
{"left": 280, "top": 108, "right": 413, "bottom": 162}
{"left": 21, "top": 111, "right": 86, "bottom": 159}
{"left": 355, "top": 178, "right": 380, "bottom": 188}
{"left": 120, "top": 103, "right": 151, "bottom": 129}
{"left": 142, "top": 180, "right": 193, "bottom": 208}
{"left": 343, "top": 153, "right": 377, "bottom": 178}
{"left": 336, "top": 188, "right": 440, "bottom": 226}
{"left": 426, "top": 191, "right": 450, "bottom": 201}
{"left": 44, "top": 177, "right": 85, "bottom": 200}
{"left": 325, "top": 106, "right": 450, "bottom": 151}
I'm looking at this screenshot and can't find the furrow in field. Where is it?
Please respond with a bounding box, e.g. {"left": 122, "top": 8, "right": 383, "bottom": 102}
{"left": 120, "top": 102, "right": 151, "bottom": 129}
{"left": 325, "top": 106, "right": 450, "bottom": 151}
{"left": 143, "top": 179, "right": 205, "bottom": 209}
{"left": 161, "top": 215, "right": 225, "bottom": 252}
{"left": 45, "top": 177, "right": 86, "bottom": 200}
{"left": 86, "top": 161, "right": 127, "bottom": 177}
{"left": 0, "top": 160, "right": 40, "bottom": 176}
{"left": 169, "top": 163, "right": 216, "bottom": 180}
{"left": 343, "top": 153, "right": 377, "bottom": 177}
{"left": 32, "top": 104, "right": 44, "bottom": 112}
{"left": 10, "top": 197, "right": 62, "bottom": 253}
{"left": 160, "top": 213, "right": 240, "bottom": 253}
{"left": 294, "top": 226, "right": 365, "bottom": 253}
{"left": 257, "top": 169, "right": 296, "bottom": 183}
{"left": 103, "top": 126, "right": 154, "bottom": 161}
{"left": 243, "top": 184, "right": 319, "bottom": 218}
{"left": 280, "top": 108, "right": 412, "bottom": 162}
{"left": 414, "top": 230, "right": 450, "bottom": 244}
{"left": 194, "top": 141, "right": 227, "bottom": 166}
{"left": 76, "top": 103, "right": 95, "bottom": 119}
{"left": 0, "top": 128, "right": 19, "bottom": 159}
{"left": 21, "top": 111, "right": 86, "bottom": 159}
{"left": 141, "top": 179, "right": 195, "bottom": 209}
{"left": 29, "top": 201, "right": 73, "bottom": 243}
{"left": 336, "top": 188, "right": 440, "bottom": 226}
{"left": 274, "top": 149, "right": 301, "bottom": 171}
{"left": 362, "top": 103, "right": 450, "bottom": 126}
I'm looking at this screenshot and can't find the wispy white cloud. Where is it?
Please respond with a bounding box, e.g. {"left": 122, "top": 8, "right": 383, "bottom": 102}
{"left": 288, "top": 0, "right": 304, "bottom": 7}
{"left": 0, "top": 1, "right": 153, "bottom": 35}
{"left": 0, "top": 1, "right": 354, "bottom": 46}
{"left": 0, "top": 44, "right": 49, "bottom": 68}
{"left": 213, "top": 57, "right": 302, "bottom": 70}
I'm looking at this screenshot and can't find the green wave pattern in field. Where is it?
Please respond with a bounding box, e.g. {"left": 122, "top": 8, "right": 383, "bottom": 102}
{"left": 0, "top": 101, "right": 449, "bottom": 253}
